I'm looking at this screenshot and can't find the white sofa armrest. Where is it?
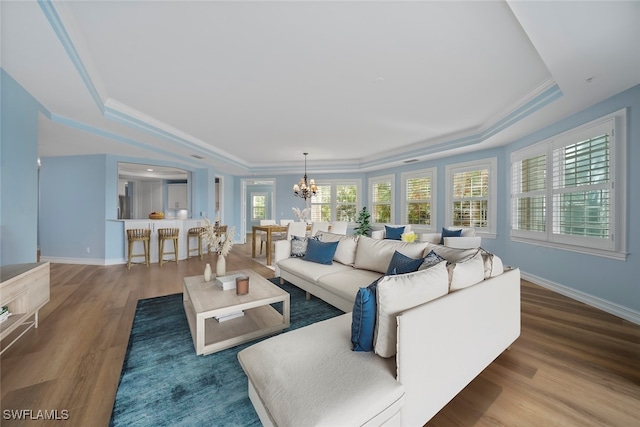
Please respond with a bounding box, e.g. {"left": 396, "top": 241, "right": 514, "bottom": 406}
{"left": 396, "top": 267, "right": 520, "bottom": 425}
{"left": 273, "top": 240, "right": 292, "bottom": 277}
{"left": 443, "top": 236, "right": 482, "bottom": 249}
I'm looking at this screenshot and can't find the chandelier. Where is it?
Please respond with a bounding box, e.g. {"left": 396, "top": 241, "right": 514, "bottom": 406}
{"left": 293, "top": 152, "right": 317, "bottom": 199}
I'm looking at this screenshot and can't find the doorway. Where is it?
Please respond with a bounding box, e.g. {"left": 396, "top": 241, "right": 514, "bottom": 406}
{"left": 241, "top": 179, "right": 275, "bottom": 243}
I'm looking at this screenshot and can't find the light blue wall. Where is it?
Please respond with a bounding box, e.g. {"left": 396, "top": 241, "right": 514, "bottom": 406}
{"left": 39, "top": 155, "right": 108, "bottom": 261}
{"left": 192, "top": 167, "right": 215, "bottom": 219}
{"left": 0, "top": 70, "right": 43, "bottom": 265}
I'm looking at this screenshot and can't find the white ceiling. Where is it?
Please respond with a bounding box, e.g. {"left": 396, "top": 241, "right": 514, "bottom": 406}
{"left": 3, "top": 1, "right": 639, "bottom": 175}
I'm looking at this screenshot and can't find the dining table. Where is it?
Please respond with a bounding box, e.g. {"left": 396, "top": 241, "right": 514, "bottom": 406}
{"left": 252, "top": 224, "right": 288, "bottom": 266}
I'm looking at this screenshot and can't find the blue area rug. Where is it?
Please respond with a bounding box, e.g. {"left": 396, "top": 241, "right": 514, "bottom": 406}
{"left": 110, "top": 279, "right": 344, "bottom": 427}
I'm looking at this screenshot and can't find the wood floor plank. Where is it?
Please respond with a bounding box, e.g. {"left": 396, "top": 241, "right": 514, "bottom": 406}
{"left": 1, "top": 244, "right": 639, "bottom": 427}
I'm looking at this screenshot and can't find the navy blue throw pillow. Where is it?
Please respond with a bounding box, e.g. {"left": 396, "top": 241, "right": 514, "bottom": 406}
{"left": 385, "top": 225, "right": 405, "bottom": 240}
{"left": 386, "top": 250, "right": 424, "bottom": 275}
{"left": 351, "top": 279, "right": 379, "bottom": 352}
{"left": 440, "top": 227, "right": 462, "bottom": 245}
{"left": 303, "top": 239, "right": 339, "bottom": 265}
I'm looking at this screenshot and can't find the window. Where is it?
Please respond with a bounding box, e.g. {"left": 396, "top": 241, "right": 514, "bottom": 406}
{"left": 510, "top": 109, "right": 627, "bottom": 258}
{"left": 401, "top": 168, "right": 436, "bottom": 229}
{"left": 251, "top": 193, "right": 266, "bottom": 220}
{"left": 310, "top": 180, "right": 360, "bottom": 222}
{"left": 446, "top": 158, "right": 497, "bottom": 236}
{"left": 370, "top": 175, "right": 394, "bottom": 224}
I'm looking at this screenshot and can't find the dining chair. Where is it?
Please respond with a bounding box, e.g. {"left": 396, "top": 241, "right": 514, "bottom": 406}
{"left": 287, "top": 222, "right": 308, "bottom": 240}
{"left": 330, "top": 221, "right": 349, "bottom": 235}
{"left": 310, "top": 222, "right": 330, "bottom": 236}
{"left": 259, "top": 219, "right": 278, "bottom": 255}
{"left": 280, "top": 219, "right": 294, "bottom": 226}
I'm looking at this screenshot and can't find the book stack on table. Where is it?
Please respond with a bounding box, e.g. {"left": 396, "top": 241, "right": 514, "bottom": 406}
{"left": 0, "top": 306, "right": 11, "bottom": 323}
{"left": 214, "top": 274, "right": 246, "bottom": 322}
{"left": 215, "top": 274, "right": 245, "bottom": 291}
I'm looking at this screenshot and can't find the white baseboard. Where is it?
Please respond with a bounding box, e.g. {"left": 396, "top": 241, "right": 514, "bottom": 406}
{"left": 521, "top": 271, "right": 640, "bottom": 325}
{"left": 40, "top": 256, "right": 126, "bottom": 266}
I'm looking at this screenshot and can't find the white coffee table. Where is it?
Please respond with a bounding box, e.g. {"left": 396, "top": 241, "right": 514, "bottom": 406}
{"left": 183, "top": 269, "right": 290, "bottom": 355}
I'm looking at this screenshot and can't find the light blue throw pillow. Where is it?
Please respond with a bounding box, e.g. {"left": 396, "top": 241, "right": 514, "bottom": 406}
{"left": 303, "top": 239, "right": 339, "bottom": 265}
{"left": 351, "top": 279, "right": 379, "bottom": 352}
{"left": 385, "top": 225, "right": 405, "bottom": 240}
{"left": 386, "top": 250, "right": 424, "bottom": 275}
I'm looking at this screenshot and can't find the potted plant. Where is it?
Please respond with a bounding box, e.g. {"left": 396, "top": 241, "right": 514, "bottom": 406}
{"left": 354, "top": 207, "right": 372, "bottom": 236}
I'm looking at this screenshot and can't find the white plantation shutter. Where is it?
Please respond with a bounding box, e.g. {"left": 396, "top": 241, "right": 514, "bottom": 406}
{"left": 335, "top": 184, "right": 357, "bottom": 222}
{"left": 452, "top": 168, "right": 489, "bottom": 228}
{"left": 552, "top": 128, "right": 612, "bottom": 247}
{"left": 370, "top": 176, "right": 393, "bottom": 224}
{"left": 310, "top": 184, "right": 332, "bottom": 222}
{"left": 511, "top": 152, "right": 546, "bottom": 236}
{"left": 405, "top": 176, "right": 431, "bottom": 225}
{"left": 309, "top": 180, "right": 360, "bottom": 223}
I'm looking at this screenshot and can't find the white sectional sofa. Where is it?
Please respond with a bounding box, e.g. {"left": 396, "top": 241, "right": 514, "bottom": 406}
{"left": 238, "top": 232, "right": 520, "bottom": 426}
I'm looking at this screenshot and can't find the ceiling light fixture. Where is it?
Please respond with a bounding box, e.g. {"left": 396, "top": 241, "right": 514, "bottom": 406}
{"left": 293, "top": 152, "right": 317, "bottom": 199}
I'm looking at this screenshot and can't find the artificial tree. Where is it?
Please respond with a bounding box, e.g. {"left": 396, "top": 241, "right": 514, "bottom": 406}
{"left": 354, "top": 206, "right": 372, "bottom": 236}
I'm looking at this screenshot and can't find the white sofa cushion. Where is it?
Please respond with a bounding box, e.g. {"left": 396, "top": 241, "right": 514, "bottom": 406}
{"left": 277, "top": 257, "right": 353, "bottom": 282}
{"left": 316, "top": 231, "right": 359, "bottom": 266}
{"left": 448, "top": 251, "right": 485, "bottom": 291}
{"left": 374, "top": 261, "right": 449, "bottom": 358}
{"left": 317, "top": 269, "right": 382, "bottom": 304}
{"left": 237, "top": 314, "right": 404, "bottom": 426}
{"left": 443, "top": 236, "right": 481, "bottom": 249}
{"left": 355, "top": 236, "right": 428, "bottom": 274}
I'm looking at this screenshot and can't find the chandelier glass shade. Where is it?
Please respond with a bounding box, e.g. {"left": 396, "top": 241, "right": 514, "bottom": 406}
{"left": 293, "top": 153, "right": 317, "bottom": 199}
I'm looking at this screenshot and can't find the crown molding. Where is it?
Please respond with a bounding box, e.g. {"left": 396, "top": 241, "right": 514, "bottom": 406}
{"left": 38, "top": 0, "right": 564, "bottom": 175}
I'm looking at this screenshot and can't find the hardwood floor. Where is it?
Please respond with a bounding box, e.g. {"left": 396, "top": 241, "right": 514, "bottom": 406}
{"left": 1, "top": 241, "right": 639, "bottom": 426}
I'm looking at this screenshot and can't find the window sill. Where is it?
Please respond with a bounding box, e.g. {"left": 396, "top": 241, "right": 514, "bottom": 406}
{"left": 510, "top": 236, "right": 628, "bottom": 261}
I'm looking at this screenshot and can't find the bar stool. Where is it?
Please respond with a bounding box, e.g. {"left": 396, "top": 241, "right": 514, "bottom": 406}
{"left": 126, "top": 228, "right": 151, "bottom": 270}
{"left": 187, "top": 227, "right": 205, "bottom": 260}
{"left": 158, "top": 228, "right": 180, "bottom": 266}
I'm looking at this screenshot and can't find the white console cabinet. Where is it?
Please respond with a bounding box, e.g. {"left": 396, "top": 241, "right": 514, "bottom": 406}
{"left": 0, "top": 262, "right": 50, "bottom": 355}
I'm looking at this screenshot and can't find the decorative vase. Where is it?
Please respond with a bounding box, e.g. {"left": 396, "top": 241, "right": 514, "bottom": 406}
{"left": 203, "top": 263, "right": 212, "bottom": 282}
{"left": 216, "top": 255, "right": 226, "bottom": 276}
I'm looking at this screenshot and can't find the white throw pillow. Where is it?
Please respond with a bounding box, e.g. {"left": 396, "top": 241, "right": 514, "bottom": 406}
{"left": 448, "top": 251, "right": 485, "bottom": 291}
{"left": 374, "top": 261, "right": 449, "bottom": 358}
{"left": 355, "top": 236, "right": 428, "bottom": 274}
{"left": 424, "top": 242, "right": 478, "bottom": 263}
{"left": 317, "top": 231, "right": 359, "bottom": 266}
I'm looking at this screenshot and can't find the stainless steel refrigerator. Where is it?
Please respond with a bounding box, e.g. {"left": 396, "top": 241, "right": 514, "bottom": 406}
{"left": 118, "top": 195, "right": 131, "bottom": 219}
